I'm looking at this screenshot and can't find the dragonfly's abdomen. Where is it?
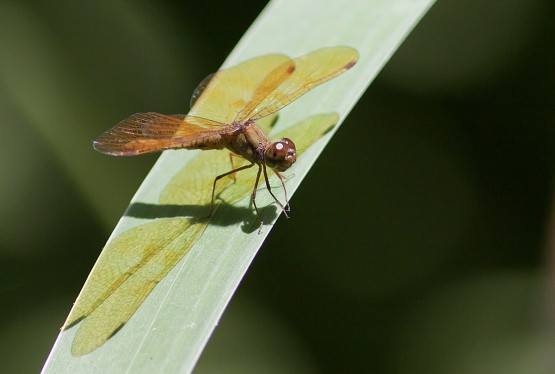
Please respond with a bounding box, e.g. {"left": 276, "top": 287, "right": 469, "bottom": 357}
{"left": 179, "top": 133, "right": 226, "bottom": 151}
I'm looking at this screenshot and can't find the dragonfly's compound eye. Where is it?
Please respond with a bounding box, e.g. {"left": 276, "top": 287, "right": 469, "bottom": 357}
{"left": 265, "top": 138, "right": 297, "bottom": 172}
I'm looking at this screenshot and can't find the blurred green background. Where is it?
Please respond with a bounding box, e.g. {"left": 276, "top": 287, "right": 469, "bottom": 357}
{"left": 1, "top": 0, "right": 554, "bottom": 372}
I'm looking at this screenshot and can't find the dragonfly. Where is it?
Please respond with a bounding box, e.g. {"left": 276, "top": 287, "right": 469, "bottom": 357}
{"left": 93, "top": 46, "right": 359, "bottom": 224}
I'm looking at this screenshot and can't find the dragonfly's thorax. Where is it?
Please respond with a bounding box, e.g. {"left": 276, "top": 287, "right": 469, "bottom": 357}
{"left": 224, "top": 121, "right": 268, "bottom": 165}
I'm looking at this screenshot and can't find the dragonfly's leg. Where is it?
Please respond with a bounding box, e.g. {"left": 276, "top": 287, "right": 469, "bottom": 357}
{"left": 251, "top": 166, "right": 264, "bottom": 229}
{"left": 207, "top": 163, "right": 255, "bottom": 218}
{"left": 272, "top": 170, "right": 290, "bottom": 212}
{"left": 262, "top": 164, "right": 289, "bottom": 218}
{"left": 228, "top": 153, "right": 242, "bottom": 181}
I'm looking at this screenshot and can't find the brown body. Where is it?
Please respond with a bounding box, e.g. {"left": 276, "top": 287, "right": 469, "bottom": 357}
{"left": 180, "top": 121, "right": 266, "bottom": 164}
{"left": 177, "top": 119, "right": 296, "bottom": 172}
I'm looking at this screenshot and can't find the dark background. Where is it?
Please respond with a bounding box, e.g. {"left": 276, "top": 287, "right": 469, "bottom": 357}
{"left": 1, "top": 0, "right": 554, "bottom": 372}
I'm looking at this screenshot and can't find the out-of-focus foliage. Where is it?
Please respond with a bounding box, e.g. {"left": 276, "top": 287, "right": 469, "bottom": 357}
{"left": 1, "top": 0, "right": 554, "bottom": 373}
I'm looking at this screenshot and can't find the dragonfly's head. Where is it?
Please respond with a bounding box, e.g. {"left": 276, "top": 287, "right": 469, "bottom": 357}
{"left": 265, "top": 138, "right": 296, "bottom": 172}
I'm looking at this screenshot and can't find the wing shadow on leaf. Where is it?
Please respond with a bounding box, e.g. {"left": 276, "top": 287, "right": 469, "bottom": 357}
{"left": 64, "top": 217, "right": 206, "bottom": 356}
{"left": 63, "top": 113, "right": 339, "bottom": 356}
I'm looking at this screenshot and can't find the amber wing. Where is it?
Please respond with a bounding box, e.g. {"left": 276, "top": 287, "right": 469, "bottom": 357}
{"left": 93, "top": 112, "right": 227, "bottom": 156}
{"left": 188, "top": 54, "right": 293, "bottom": 124}
{"left": 236, "top": 46, "right": 359, "bottom": 122}
{"left": 189, "top": 47, "right": 358, "bottom": 126}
